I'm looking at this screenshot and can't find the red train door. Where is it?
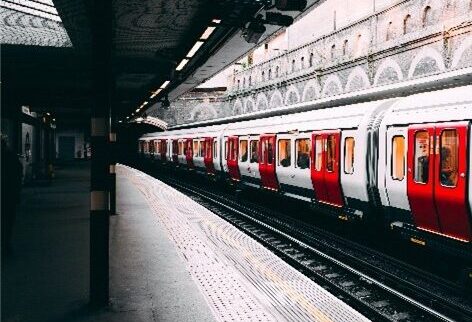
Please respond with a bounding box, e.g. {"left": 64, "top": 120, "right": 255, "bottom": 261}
{"left": 259, "top": 135, "right": 278, "bottom": 190}
{"left": 204, "top": 137, "right": 215, "bottom": 174}
{"left": 407, "top": 126, "right": 438, "bottom": 232}
{"left": 407, "top": 122, "right": 471, "bottom": 241}
{"left": 310, "top": 131, "right": 344, "bottom": 207}
{"left": 172, "top": 140, "right": 179, "bottom": 163}
{"left": 185, "top": 138, "right": 194, "bottom": 169}
{"left": 434, "top": 122, "right": 471, "bottom": 241}
{"left": 227, "top": 136, "right": 240, "bottom": 181}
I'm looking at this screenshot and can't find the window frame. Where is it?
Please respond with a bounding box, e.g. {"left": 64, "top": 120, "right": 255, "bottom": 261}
{"left": 250, "top": 140, "right": 259, "bottom": 163}
{"left": 295, "top": 138, "right": 311, "bottom": 169}
{"left": 391, "top": 135, "right": 406, "bottom": 181}
{"left": 239, "top": 139, "right": 248, "bottom": 162}
{"left": 439, "top": 129, "right": 459, "bottom": 188}
{"left": 343, "top": 137, "right": 355, "bottom": 175}
{"left": 277, "top": 138, "right": 292, "bottom": 167}
{"left": 413, "top": 130, "right": 430, "bottom": 184}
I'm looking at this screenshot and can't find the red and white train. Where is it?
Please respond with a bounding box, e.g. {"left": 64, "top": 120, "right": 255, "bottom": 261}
{"left": 139, "top": 85, "right": 472, "bottom": 260}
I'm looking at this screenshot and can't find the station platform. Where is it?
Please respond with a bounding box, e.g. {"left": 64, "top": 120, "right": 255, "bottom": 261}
{"left": 2, "top": 161, "right": 370, "bottom": 321}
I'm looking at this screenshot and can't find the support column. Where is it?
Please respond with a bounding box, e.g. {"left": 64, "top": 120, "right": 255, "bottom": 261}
{"left": 90, "top": 0, "right": 112, "bottom": 307}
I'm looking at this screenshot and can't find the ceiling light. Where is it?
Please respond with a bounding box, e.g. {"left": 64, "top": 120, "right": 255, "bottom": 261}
{"left": 212, "top": 19, "right": 221, "bottom": 24}
{"left": 200, "top": 26, "right": 216, "bottom": 40}
{"left": 46, "top": 112, "right": 51, "bottom": 116}
{"left": 118, "top": 120, "right": 122, "bottom": 123}
{"left": 176, "top": 58, "right": 189, "bottom": 71}
{"left": 151, "top": 88, "right": 162, "bottom": 98}
{"left": 160, "top": 80, "right": 170, "bottom": 89}
{"left": 135, "top": 108, "right": 140, "bottom": 112}
{"left": 126, "top": 116, "right": 130, "bottom": 119}
{"left": 186, "top": 41, "right": 204, "bottom": 58}
{"left": 143, "top": 101, "right": 148, "bottom": 105}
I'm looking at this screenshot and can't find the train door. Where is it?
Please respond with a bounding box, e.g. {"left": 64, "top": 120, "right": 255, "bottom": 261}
{"left": 259, "top": 134, "right": 278, "bottom": 190}
{"left": 407, "top": 122, "right": 471, "bottom": 241}
{"left": 172, "top": 140, "right": 179, "bottom": 163}
{"left": 204, "top": 137, "right": 215, "bottom": 174}
{"left": 385, "top": 127, "right": 410, "bottom": 210}
{"left": 185, "top": 138, "right": 194, "bottom": 169}
{"left": 227, "top": 136, "right": 240, "bottom": 181}
{"left": 248, "top": 137, "right": 261, "bottom": 181}
{"left": 311, "top": 130, "right": 344, "bottom": 206}
{"left": 237, "top": 136, "right": 250, "bottom": 179}
{"left": 275, "top": 134, "right": 294, "bottom": 187}
{"left": 293, "top": 134, "right": 312, "bottom": 192}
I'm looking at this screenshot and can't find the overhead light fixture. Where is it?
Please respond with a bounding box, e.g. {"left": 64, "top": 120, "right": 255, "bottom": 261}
{"left": 143, "top": 101, "right": 148, "bottom": 105}
{"left": 46, "top": 112, "right": 51, "bottom": 116}
{"left": 135, "top": 108, "right": 140, "bottom": 112}
{"left": 160, "top": 80, "right": 170, "bottom": 89}
{"left": 212, "top": 19, "right": 221, "bottom": 24}
{"left": 118, "top": 120, "right": 122, "bottom": 123}
{"left": 265, "top": 12, "right": 294, "bottom": 27}
{"left": 176, "top": 58, "right": 189, "bottom": 71}
{"left": 275, "top": 0, "right": 307, "bottom": 11}
{"left": 126, "top": 116, "right": 130, "bottom": 119}
{"left": 243, "top": 21, "right": 266, "bottom": 44}
{"left": 52, "top": 118, "right": 56, "bottom": 122}
{"left": 186, "top": 41, "right": 204, "bottom": 58}
{"left": 200, "top": 26, "right": 216, "bottom": 40}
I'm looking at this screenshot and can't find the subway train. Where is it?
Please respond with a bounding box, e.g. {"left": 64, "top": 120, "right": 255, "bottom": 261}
{"left": 138, "top": 85, "right": 472, "bottom": 260}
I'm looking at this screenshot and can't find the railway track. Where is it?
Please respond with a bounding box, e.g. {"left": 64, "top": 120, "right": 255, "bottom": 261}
{"left": 147, "top": 168, "right": 472, "bottom": 322}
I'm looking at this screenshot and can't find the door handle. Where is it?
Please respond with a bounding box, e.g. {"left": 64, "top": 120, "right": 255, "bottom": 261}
{"left": 460, "top": 172, "right": 465, "bottom": 178}
{"left": 290, "top": 174, "right": 295, "bottom": 178}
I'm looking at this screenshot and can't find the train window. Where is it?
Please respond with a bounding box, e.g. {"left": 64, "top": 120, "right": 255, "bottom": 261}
{"left": 267, "top": 141, "right": 274, "bottom": 164}
{"left": 250, "top": 140, "right": 259, "bottom": 163}
{"left": 193, "top": 140, "right": 199, "bottom": 157}
{"left": 261, "top": 140, "right": 267, "bottom": 164}
{"left": 295, "top": 139, "right": 310, "bottom": 169}
{"left": 278, "top": 139, "right": 291, "bottom": 167}
{"left": 391, "top": 136, "right": 405, "bottom": 180}
{"left": 414, "top": 131, "right": 429, "bottom": 183}
{"left": 314, "top": 136, "right": 323, "bottom": 171}
{"left": 440, "top": 129, "right": 458, "bottom": 187}
{"left": 213, "top": 141, "right": 217, "bottom": 159}
{"left": 205, "top": 140, "right": 211, "bottom": 159}
{"left": 225, "top": 141, "right": 228, "bottom": 160}
{"left": 178, "top": 141, "right": 182, "bottom": 155}
{"left": 344, "top": 137, "right": 355, "bottom": 174}
{"left": 199, "top": 140, "right": 204, "bottom": 157}
{"left": 240, "top": 140, "right": 248, "bottom": 162}
{"left": 326, "top": 135, "right": 336, "bottom": 172}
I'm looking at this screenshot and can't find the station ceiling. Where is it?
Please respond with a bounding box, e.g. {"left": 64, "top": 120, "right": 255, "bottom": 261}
{"left": 2, "top": 0, "right": 322, "bottom": 128}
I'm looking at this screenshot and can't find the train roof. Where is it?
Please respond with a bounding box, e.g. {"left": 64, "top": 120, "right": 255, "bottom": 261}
{"left": 382, "top": 85, "right": 472, "bottom": 126}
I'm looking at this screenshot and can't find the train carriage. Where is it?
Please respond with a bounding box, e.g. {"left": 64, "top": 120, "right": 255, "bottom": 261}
{"left": 378, "top": 86, "right": 472, "bottom": 257}
{"left": 138, "top": 85, "right": 472, "bottom": 259}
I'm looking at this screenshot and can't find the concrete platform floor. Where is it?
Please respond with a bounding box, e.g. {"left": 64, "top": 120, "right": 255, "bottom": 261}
{"left": 2, "top": 161, "right": 214, "bottom": 322}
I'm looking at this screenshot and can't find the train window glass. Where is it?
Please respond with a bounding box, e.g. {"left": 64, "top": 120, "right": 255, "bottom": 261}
{"left": 391, "top": 136, "right": 405, "bottom": 180}
{"left": 178, "top": 141, "right": 183, "bottom": 155}
{"left": 326, "top": 135, "right": 336, "bottom": 172}
{"left": 261, "top": 140, "right": 267, "bottom": 164}
{"left": 213, "top": 141, "right": 217, "bottom": 159}
{"left": 225, "top": 141, "right": 228, "bottom": 160}
{"left": 278, "top": 139, "right": 291, "bottom": 167}
{"left": 414, "top": 131, "right": 429, "bottom": 183}
{"left": 193, "top": 140, "right": 199, "bottom": 157}
{"left": 267, "top": 140, "right": 274, "bottom": 164}
{"left": 440, "top": 129, "right": 458, "bottom": 187}
{"left": 295, "top": 139, "right": 310, "bottom": 169}
{"left": 205, "top": 140, "right": 211, "bottom": 159}
{"left": 240, "top": 140, "right": 248, "bottom": 162}
{"left": 250, "top": 140, "right": 259, "bottom": 163}
{"left": 314, "top": 136, "right": 323, "bottom": 171}
{"left": 344, "top": 137, "right": 355, "bottom": 174}
{"left": 199, "top": 140, "right": 204, "bottom": 157}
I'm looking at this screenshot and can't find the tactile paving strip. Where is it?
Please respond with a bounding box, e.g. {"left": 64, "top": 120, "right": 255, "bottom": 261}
{"left": 117, "top": 165, "right": 370, "bottom": 322}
